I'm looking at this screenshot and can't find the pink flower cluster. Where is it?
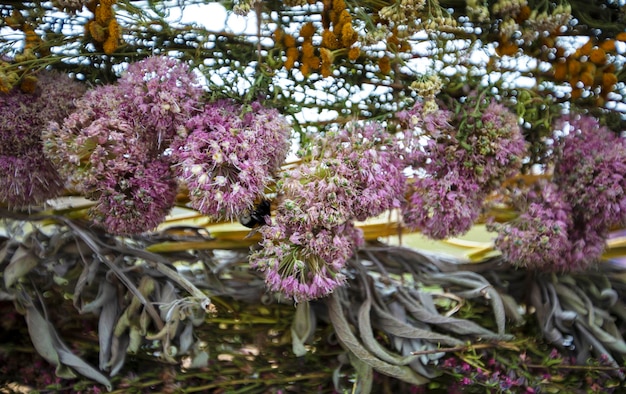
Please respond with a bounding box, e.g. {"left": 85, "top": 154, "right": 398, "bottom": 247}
{"left": 171, "top": 100, "right": 291, "bottom": 220}
{"left": 118, "top": 56, "right": 203, "bottom": 152}
{"left": 489, "top": 181, "right": 574, "bottom": 270}
{"left": 42, "top": 56, "right": 293, "bottom": 235}
{"left": 398, "top": 99, "right": 527, "bottom": 239}
{"left": 44, "top": 56, "right": 202, "bottom": 234}
{"left": 250, "top": 122, "right": 405, "bottom": 301}
{"left": 250, "top": 220, "right": 363, "bottom": 302}
{"left": 490, "top": 114, "right": 626, "bottom": 271}
{"left": 0, "top": 71, "right": 86, "bottom": 207}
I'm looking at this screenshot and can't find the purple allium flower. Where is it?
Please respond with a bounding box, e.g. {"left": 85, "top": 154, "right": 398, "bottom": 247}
{"left": 553, "top": 114, "right": 626, "bottom": 230}
{"left": 467, "top": 101, "right": 528, "bottom": 188}
{"left": 45, "top": 112, "right": 143, "bottom": 194}
{"left": 117, "top": 56, "right": 203, "bottom": 152}
{"left": 242, "top": 101, "right": 292, "bottom": 172}
{"left": 396, "top": 100, "right": 455, "bottom": 140}
{"left": 250, "top": 120, "right": 406, "bottom": 301}
{"left": 564, "top": 223, "right": 607, "bottom": 270}
{"left": 411, "top": 99, "right": 527, "bottom": 187}
{"left": 250, "top": 220, "right": 363, "bottom": 302}
{"left": 1, "top": 70, "right": 87, "bottom": 207}
{"left": 489, "top": 181, "right": 574, "bottom": 271}
{"left": 89, "top": 157, "right": 177, "bottom": 235}
{"left": 282, "top": 121, "right": 406, "bottom": 227}
{"left": 0, "top": 152, "right": 65, "bottom": 208}
{"left": 278, "top": 159, "right": 359, "bottom": 229}
{"left": 173, "top": 99, "right": 290, "bottom": 220}
{"left": 321, "top": 122, "right": 407, "bottom": 221}
{"left": 397, "top": 98, "right": 527, "bottom": 240}
{"left": 42, "top": 57, "right": 201, "bottom": 234}
{"left": 546, "top": 114, "right": 626, "bottom": 270}
{"left": 43, "top": 84, "right": 125, "bottom": 179}
{"left": 403, "top": 171, "right": 484, "bottom": 239}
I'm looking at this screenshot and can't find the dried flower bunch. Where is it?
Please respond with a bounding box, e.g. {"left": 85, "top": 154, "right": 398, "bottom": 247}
{"left": 0, "top": 0, "right": 625, "bottom": 391}
{"left": 39, "top": 56, "right": 294, "bottom": 236}
{"left": 250, "top": 121, "right": 405, "bottom": 301}
{"left": 43, "top": 56, "right": 203, "bottom": 234}
{"left": 398, "top": 95, "right": 528, "bottom": 240}
{"left": 172, "top": 99, "right": 291, "bottom": 221}
{"left": 489, "top": 115, "right": 626, "bottom": 271}
{"left": 2, "top": 55, "right": 625, "bottom": 300}
{"left": 3, "top": 57, "right": 626, "bottom": 301}
{"left": 0, "top": 71, "right": 87, "bottom": 207}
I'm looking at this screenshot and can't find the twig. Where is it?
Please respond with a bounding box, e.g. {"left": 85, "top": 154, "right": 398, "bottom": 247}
{"left": 525, "top": 364, "right": 626, "bottom": 371}
{"left": 410, "top": 342, "right": 508, "bottom": 356}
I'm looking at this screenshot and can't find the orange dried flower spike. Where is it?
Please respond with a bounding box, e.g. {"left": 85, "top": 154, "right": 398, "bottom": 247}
{"left": 322, "top": 29, "right": 340, "bottom": 49}
{"left": 88, "top": 20, "right": 106, "bottom": 42}
{"left": 515, "top": 5, "right": 531, "bottom": 23}
{"left": 341, "top": 23, "right": 357, "bottom": 47}
{"left": 300, "top": 22, "right": 315, "bottom": 39}
{"left": 589, "top": 48, "right": 606, "bottom": 65}
{"left": 19, "top": 74, "right": 38, "bottom": 94}
{"left": 576, "top": 39, "right": 593, "bottom": 57}
{"left": 599, "top": 39, "right": 615, "bottom": 52}
{"left": 285, "top": 47, "right": 299, "bottom": 70}
{"left": 579, "top": 71, "right": 594, "bottom": 88}
{"left": 378, "top": 56, "right": 391, "bottom": 74}
{"left": 273, "top": 28, "right": 284, "bottom": 44}
{"left": 95, "top": 3, "right": 113, "bottom": 24}
{"left": 567, "top": 59, "right": 581, "bottom": 76}
{"left": 301, "top": 41, "right": 315, "bottom": 58}
{"left": 283, "top": 33, "right": 297, "bottom": 48}
{"left": 553, "top": 62, "right": 567, "bottom": 81}
{"left": 496, "top": 39, "right": 518, "bottom": 56}
{"left": 348, "top": 46, "right": 360, "bottom": 61}
{"left": 602, "top": 72, "right": 617, "bottom": 91}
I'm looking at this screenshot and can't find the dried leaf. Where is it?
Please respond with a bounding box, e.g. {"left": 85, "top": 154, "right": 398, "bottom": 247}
{"left": 179, "top": 321, "right": 194, "bottom": 354}
{"left": 358, "top": 296, "right": 418, "bottom": 366}
{"left": 372, "top": 300, "right": 462, "bottom": 346}
{"left": 127, "top": 326, "right": 143, "bottom": 354}
{"left": 347, "top": 350, "right": 373, "bottom": 394}
{"left": 24, "top": 302, "right": 71, "bottom": 378}
{"left": 187, "top": 341, "right": 210, "bottom": 369}
{"left": 55, "top": 346, "right": 113, "bottom": 391}
{"left": 485, "top": 287, "right": 508, "bottom": 337}
{"left": 327, "top": 292, "right": 429, "bottom": 389}
{"left": 107, "top": 333, "right": 129, "bottom": 376}
{"left": 73, "top": 257, "right": 101, "bottom": 310}
{"left": 395, "top": 289, "right": 498, "bottom": 338}
{"left": 98, "top": 283, "right": 119, "bottom": 370}
{"left": 24, "top": 301, "right": 112, "bottom": 390}
{"left": 291, "top": 301, "right": 315, "bottom": 357}
{"left": 0, "top": 237, "right": 12, "bottom": 263}
{"left": 4, "top": 245, "right": 39, "bottom": 288}
{"left": 81, "top": 280, "right": 115, "bottom": 314}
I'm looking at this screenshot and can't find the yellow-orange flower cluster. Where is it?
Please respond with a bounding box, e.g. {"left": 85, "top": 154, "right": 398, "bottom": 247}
{"left": 273, "top": 28, "right": 300, "bottom": 71}
{"left": 319, "top": 0, "right": 359, "bottom": 76}
{"left": 273, "top": 0, "right": 360, "bottom": 78}
{"left": 300, "top": 22, "right": 321, "bottom": 77}
{"left": 495, "top": 37, "right": 519, "bottom": 57}
{"left": 85, "top": 0, "right": 120, "bottom": 55}
{"left": 0, "top": 10, "right": 51, "bottom": 93}
{"left": 494, "top": 6, "right": 531, "bottom": 57}
{"left": 552, "top": 38, "right": 619, "bottom": 102}
{"left": 386, "top": 28, "right": 411, "bottom": 54}
{"left": 0, "top": 60, "right": 19, "bottom": 94}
